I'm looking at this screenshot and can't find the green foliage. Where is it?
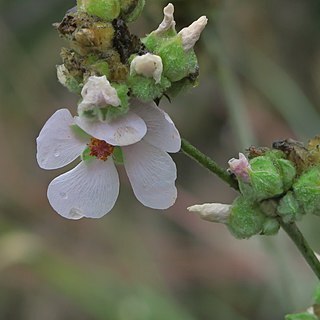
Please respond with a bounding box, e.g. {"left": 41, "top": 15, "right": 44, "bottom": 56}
{"left": 285, "top": 313, "right": 318, "bottom": 320}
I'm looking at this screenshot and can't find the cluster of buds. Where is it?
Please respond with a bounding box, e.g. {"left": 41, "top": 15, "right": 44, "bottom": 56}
{"left": 55, "top": 1, "right": 207, "bottom": 107}
{"left": 189, "top": 137, "right": 320, "bottom": 239}
{"left": 36, "top": 1, "right": 207, "bottom": 219}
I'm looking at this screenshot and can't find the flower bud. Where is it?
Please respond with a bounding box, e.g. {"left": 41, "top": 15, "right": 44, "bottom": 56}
{"left": 142, "top": 4, "right": 204, "bottom": 83}
{"left": 227, "top": 197, "right": 266, "bottom": 239}
{"left": 293, "top": 166, "right": 320, "bottom": 216}
{"left": 157, "top": 37, "right": 199, "bottom": 82}
{"left": 119, "top": 0, "right": 145, "bottom": 22}
{"left": 78, "top": 0, "right": 120, "bottom": 21}
{"left": 187, "top": 203, "right": 231, "bottom": 224}
{"left": 178, "top": 16, "right": 208, "bottom": 51}
{"left": 153, "top": 3, "right": 176, "bottom": 37}
{"left": 128, "top": 54, "right": 171, "bottom": 101}
{"left": 130, "top": 53, "right": 163, "bottom": 84}
{"left": 78, "top": 75, "right": 121, "bottom": 113}
{"left": 228, "top": 153, "right": 251, "bottom": 183}
{"left": 244, "top": 156, "right": 284, "bottom": 201}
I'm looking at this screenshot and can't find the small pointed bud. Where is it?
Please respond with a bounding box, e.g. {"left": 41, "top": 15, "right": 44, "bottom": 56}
{"left": 78, "top": 75, "right": 121, "bottom": 113}
{"left": 130, "top": 53, "right": 163, "bottom": 84}
{"left": 178, "top": 16, "right": 208, "bottom": 51}
{"left": 187, "top": 203, "right": 231, "bottom": 224}
{"left": 154, "top": 3, "right": 176, "bottom": 35}
{"left": 228, "top": 153, "right": 251, "bottom": 183}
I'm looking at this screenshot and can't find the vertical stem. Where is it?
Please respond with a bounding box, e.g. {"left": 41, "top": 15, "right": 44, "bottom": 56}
{"left": 279, "top": 220, "right": 320, "bottom": 281}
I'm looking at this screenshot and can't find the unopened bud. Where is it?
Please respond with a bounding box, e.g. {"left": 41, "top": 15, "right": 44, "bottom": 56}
{"left": 228, "top": 153, "right": 251, "bottom": 183}
{"left": 78, "top": 75, "right": 120, "bottom": 113}
{"left": 187, "top": 203, "right": 231, "bottom": 224}
{"left": 154, "top": 3, "right": 176, "bottom": 35}
{"left": 178, "top": 16, "right": 208, "bottom": 51}
{"left": 130, "top": 53, "right": 163, "bottom": 84}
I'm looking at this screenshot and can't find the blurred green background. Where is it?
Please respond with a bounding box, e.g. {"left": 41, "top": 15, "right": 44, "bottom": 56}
{"left": 1, "top": 0, "right": 320, "bottom": 319}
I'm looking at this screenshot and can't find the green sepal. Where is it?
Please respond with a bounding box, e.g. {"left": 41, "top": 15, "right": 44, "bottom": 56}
{"left": 166, "top": 75, "right": 199, "bottom": 98}
{"left": 81, "top": 147, "right": 93, "bottom": 162}
{"left": 65, "top": 77, "right": 82, "bottom": 94}
{"left": 293, "top": 166, "right": 320, "bottom": 216}
{"left": 112, "top": 147, "right": 124, "bottom": 165}
{"left": 276, "top": 158, "right": 296, "bottom": 191}
{"left": 227, "top": 196, "right": 266, "bottom": 239}
{"left": 248, "top": 156, "right": 284, "bottom": 201}
{"left": 80, "top": 0, "right": 121, "bottom": 21}
{"left": 277, "top": 191, "right": 302, "bottom": 223}
{"left": 128, "top": 74, "right": 171, "bottom": 102}
{"left": 261, "top": 218, "right": 280, "bottom": 236}
{"left": 285, "top": 313, "right": 317, "bottom": 320}
{"left": 119, "top": 0, "right": 145, "bottom": 22}
{"left": 105, "top": 83, "right": 129, "bottom": 121}
{"left": 158, "top": 37, "right": 198, "bottom": 82}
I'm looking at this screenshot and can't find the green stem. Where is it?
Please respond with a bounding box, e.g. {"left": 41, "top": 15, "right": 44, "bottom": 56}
{"left": 181, "top": 138, "right": 239, "bottom": 190}
{"left": 181, "top": 137, "right": 320, "bottom": 280}
{"left": 278, "top": 220, "right": 320, "bottom": 281}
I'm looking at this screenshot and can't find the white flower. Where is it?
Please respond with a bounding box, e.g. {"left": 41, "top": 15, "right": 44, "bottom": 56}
{"left": 178, "top": 16, "right": 208, "bottom": 51}
{"left": 154, "top": 3, "right": 176, "bottom": 35}
{"left": 78, "top": 75, "right": 121, "bottom": 113}
{"left": 130, "top": 53, "right": 163, "bottom": 84}
{"left": 36, "top": 100, "right": 181, "bottom": 219}
{"left": 187, "top": 203, "right": 231, "bottom": 223}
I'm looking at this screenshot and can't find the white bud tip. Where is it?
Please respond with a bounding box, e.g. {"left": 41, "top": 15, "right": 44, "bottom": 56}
{"left": 179, "top": 16, "right": 208, "bottom": 51}
{"left": 154, "top": 3, "right": 176, "bottom": 35}
{"left": 187, "top": 203, "right": 231, "bottom": 224}
{"left": 57, "top": 64, "right": 68, "bottom": 87}
{"left": 130, "top": 53, "right": 163, "bottom": 84}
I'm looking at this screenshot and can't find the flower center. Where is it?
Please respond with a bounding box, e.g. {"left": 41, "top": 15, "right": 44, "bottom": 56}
{"left": 88, "top": 138, "right": 114, "bottom": 161}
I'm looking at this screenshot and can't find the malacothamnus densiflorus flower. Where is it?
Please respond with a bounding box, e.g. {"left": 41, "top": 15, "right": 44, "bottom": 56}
{"left": 36, "top": 99, "right": 181, "bottom": 219}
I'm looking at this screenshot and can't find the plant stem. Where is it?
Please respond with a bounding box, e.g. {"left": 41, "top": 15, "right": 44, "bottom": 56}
{"left": 181, "top": 138, "right": 239, "bottom": 190}
{"left": 278, "top": 220, "right": 320, "bottom": 280}
{"left": 181, "top": 137, "right": 320, "bottom": 280}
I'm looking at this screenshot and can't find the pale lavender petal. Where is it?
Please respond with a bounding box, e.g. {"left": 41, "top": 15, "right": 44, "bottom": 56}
{"left": 228, "top": 153, "right": 251, "bottom": 183}
{"left": 47, "top": 158, "right": 119, "bottom": 219}
{"left": 130, "top": 99, "right": 181, "bottom": 153}
{"left": 74, "top": 111, "right": 147, "bottom": 146}
{"left": 123, "top": 140, "right": 177, "bottom": 209}
{"left": 36, "top": 109, "right": 87, "bottom": 170}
